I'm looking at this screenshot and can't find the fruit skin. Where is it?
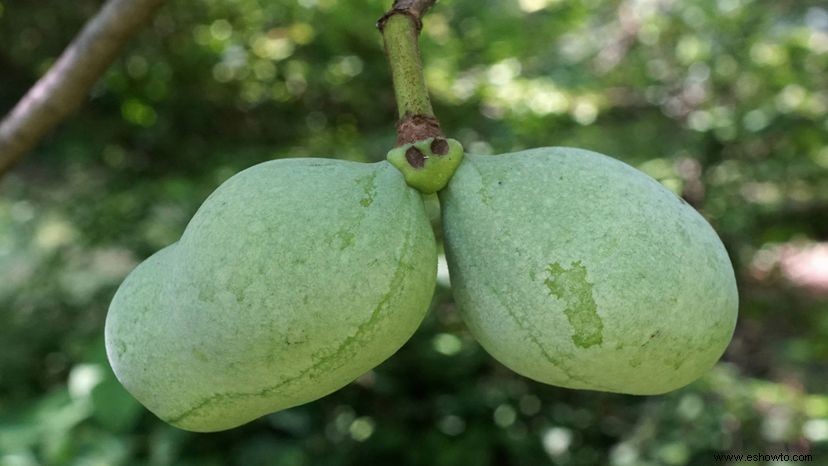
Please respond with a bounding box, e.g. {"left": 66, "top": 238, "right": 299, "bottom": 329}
{"left": 105, "top": 159, "right": 436, "bottom": 432}
{"left": 440, "top": 148, "right": 738, "bottom": 395}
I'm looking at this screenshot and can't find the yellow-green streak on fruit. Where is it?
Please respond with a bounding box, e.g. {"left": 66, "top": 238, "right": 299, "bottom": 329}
{"left": 439, "top": 148, "right": 738, "bottom": 395}
{"left": 545, "top": 261, "right": 603, "bottom": 349}
{"left": 105, "top": 159, "right": 436, "bottom": 432}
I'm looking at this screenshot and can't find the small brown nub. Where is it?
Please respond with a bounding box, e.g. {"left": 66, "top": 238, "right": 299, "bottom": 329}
{"left": 405, "top": 147, "right": 426, "bottom": 168}
{"left": 430, "top": 137, "right": 449, "bottom": 155}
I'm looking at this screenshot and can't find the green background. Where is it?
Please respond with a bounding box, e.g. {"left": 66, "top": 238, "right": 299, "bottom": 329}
{"left": 1, "top": 0, "right": 827, "bottom": 464}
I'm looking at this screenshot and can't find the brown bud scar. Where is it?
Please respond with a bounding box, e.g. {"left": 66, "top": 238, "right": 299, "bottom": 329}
{"left": 405, "top": 147, "right": 426, "bottom": 168}
{"left": 430, "top": 138, "right": 449, "bottom": 156}
{"left": 396, "top": 114, "right": 442, "bottom": 146}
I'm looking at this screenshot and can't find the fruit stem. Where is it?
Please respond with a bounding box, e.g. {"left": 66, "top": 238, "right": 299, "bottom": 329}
{"left": 378, "top": 0, "right": 443, "bottom": 146}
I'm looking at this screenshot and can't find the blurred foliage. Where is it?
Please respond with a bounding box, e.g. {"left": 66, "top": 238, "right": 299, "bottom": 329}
{"left": 1, "top": 0, "right": 827, "bottom": 464}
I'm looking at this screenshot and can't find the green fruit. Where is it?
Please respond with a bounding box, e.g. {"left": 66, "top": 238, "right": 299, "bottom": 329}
{"left": 387, "top": 137, "right": 464, "bottom": 194}
{"left": 440, "top": 148, "right": 738, "bottom": 395}
{"left": 105, "top": 159, "right": 436, "bottom": 432}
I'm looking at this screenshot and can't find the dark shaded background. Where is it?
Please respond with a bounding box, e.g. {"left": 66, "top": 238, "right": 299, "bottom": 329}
{"left": 1, "top": 0, "right": 827, "bottom": 464}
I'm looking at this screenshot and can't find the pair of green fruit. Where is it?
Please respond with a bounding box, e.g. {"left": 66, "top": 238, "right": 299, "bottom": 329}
{"left": 105, "top": 140, "right": 738, "bottom": 432}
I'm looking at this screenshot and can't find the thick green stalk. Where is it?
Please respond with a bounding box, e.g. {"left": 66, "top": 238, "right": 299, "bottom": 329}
{"left": 379, "top": 0, "right": 442, "bottom": 145}
{"left": 382, "top": 13, "right": 434, "bottom": 119}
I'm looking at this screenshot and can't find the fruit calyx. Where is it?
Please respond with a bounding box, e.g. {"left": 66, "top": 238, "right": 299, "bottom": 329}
{"left": 387, "top": 136, "right": 464, "bottom": 194}
{"left": 379, "top": 0, "right": 461, "bottom": 193}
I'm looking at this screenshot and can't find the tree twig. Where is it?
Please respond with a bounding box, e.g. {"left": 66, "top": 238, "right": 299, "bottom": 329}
{"left": 378, "top": 0, "right": 441, "bottom": 146}
{"left": 0, "top": 0, "right": 168, "bottom": 177}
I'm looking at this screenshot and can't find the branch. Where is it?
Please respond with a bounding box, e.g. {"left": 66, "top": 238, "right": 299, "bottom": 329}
{"left": 0, "top": 0, "right": 168, "bottom": 177}
{"left": 378, "top": 0, "right": 441, "bottom": 145}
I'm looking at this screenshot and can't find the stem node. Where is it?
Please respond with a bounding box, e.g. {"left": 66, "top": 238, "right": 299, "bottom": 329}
{"left": 379, "top": 0, "right": 442, "bottom": 146}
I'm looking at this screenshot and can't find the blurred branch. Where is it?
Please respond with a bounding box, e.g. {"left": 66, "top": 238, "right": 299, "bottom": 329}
{"left": 0, "top": 0, "right": 168, "bottom": 178}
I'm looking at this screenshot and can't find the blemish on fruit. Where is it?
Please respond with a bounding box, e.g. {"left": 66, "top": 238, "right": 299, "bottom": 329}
{"left": 671, "top": 357, "right": 685, "bottom": 370}
{"left": 477, "top": 185, "right": 492, "bottom": 206}
{"left": 640, "top": 330, "right": 661, "bottom": 347}
{"left": 330, "top": 229, "right": 356, "bottom": 250}
{"left": 286, "top": 328, "right": 307, "bottom": 345}
{"left": 483, "top": 282, "right": 587, "bottom": 384}
{"left": 115, "top": 340, "right": 127, "bottom": 357}
{"left": 544, "top": 260, "right": 604, "bottom": 349}
{"left": 357, "top": 172, "right": 377, "bottom": 207}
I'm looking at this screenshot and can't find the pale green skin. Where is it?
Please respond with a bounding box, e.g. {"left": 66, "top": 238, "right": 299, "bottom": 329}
{"left": 105, "top": 159, "right": 436, "bottom": 432}
{"left": 440, "top": 148, "right": 738, "bottom": 395}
